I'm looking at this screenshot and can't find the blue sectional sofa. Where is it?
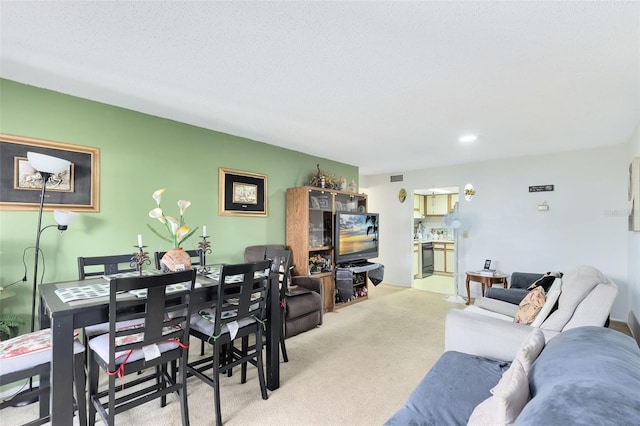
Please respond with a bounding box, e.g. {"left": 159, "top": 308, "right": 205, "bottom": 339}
{"left": 385, "top": 325, "right": 640, "bottom": 425}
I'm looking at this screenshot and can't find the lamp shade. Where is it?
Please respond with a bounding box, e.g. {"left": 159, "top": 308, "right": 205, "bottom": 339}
{"left": 27, "top": 152, "right": 70, "bottom": 174}
{"left": 53, "top": 210, "right": 78, "bottom": 226}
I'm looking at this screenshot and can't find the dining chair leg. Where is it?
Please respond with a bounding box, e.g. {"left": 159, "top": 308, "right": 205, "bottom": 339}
{"left": 88, "top": 356, "right": 99, "bottom": 426}
{"left": 256, "top": 330, "right": 268, "bottom": 400}
{"left": 73, "top": 351, "right": 88, "bottom": 426}
{"left": 179, "top": 357, "right": 190, "bottom": 426}
{"left": 213, "top": 345, "right": 223, "bottom": 426}
{"left": 160, "top": 364, "right": 167, "bottom": 407}
{"left": 280, "top": 311, "right": 288, "bottom": 362}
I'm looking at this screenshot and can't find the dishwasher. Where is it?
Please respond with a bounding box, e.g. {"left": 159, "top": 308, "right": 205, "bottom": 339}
{"left": 421, "top": 242, "right": 434, "bottom": 278}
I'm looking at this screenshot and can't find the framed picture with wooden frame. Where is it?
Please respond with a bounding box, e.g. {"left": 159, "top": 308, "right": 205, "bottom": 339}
{"left": 0, "top": 134, "right": 100, "bottom": 212}
{"left": 218, "top": 167, "right": 267, "bottom": 217}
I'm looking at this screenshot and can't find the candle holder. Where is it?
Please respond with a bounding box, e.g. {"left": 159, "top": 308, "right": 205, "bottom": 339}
{"left": 197, "top": 236, "right": 213, "bottom": 275}
{"left": 131, "top": 246, "right": 151, "bottom": 274}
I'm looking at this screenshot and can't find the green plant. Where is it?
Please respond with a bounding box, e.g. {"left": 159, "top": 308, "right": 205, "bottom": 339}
{"left": 0, "top": 313, "right": 24, "bottom": 340}
{"left": 147, "top": 188, "right": 198, "bottom": 248}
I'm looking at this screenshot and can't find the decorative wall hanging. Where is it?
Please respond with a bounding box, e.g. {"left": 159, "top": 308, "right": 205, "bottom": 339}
{"left": 219, "top": 167, "right": 267, "bottom": 217}
{"left": 0, "top": 134, "right": 100, "bottom": 212}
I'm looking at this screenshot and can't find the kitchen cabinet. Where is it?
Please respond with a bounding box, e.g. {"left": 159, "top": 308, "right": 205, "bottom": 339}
{"left": 413, "top": 195, "right": 425, "bottom": 218}
{"left": 449, "top": 193, "right": 459, "bottom": 212}
{"left": 445, "top": 245, "right": 455, "bottom": 273}
{"left": 413, "top": 242, "right": 420, "bottom": 278}
{"left": 433, "top": 241, "right": 455, "bottom": 275}
{"left": 425, "top": 195, "right": 449, "bottom": 216}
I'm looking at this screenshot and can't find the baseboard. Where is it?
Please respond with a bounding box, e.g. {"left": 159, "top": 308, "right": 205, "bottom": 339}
{"left": 0, "top": 378, "right": 39, "bottom": 400}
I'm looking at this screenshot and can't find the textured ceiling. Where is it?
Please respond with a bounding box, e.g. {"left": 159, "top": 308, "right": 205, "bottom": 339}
{"left": 1, "top": 1, "right": 638, "bottom": 176}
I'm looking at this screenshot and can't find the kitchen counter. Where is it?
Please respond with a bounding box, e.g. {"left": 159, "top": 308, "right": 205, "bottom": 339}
{"left": 414, "top": 239, "right": 455, "bottom": 244}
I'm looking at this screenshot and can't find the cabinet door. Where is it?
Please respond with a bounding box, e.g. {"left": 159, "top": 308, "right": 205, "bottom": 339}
{"left": 335, "top": 193, "right": 366, "bottom": 212}
{"left": 445, "top": 246, "right": 455, "bottom": 273}
{"left": 426, "top": 195, "right": 448, "bottom": 216}
{"left": 308, "top": 190, "right": 333, "bottom": 248}
{"left": 413, "top": 244, "right": 420, "bottom": 277}
{"left": 433, "top": 248, "right": 445, "bottom": 272}
{"left": 449, "top": 194, "right": 459, "bottom": 212}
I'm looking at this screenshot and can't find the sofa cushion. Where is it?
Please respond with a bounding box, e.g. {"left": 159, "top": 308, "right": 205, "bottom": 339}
{"left": 468, "top": 358, "right": 529, "bottom": 426}
{"left": 516, "top": 326, "right": 640, "bottom": 425}
{"left": 514, "top": 287, "right": 546, "bottom": 324}
{"left": 384, "top": 351, "right": 510, "bottom": 426}
{"left": 514, "top": 329, "right": 545, "bottom": 373}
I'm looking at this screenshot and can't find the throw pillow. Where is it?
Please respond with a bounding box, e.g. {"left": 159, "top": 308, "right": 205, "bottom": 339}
{"left": 467, "top": 358, "right": 530, "bottom": 426}
{"left": 530, "top": 278, "right": 562, "bottom": 328}
{"left": 526, "top": 272, "right": 558, "bottom": 292}
{"left": 514, "top": 287, "right": 546, "bottom": 324}
{"left": 513, "top": 329, "right": 545, "bottom": 373}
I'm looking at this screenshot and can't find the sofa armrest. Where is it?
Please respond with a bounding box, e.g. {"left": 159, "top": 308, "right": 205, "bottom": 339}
{"left": 473, "top": 297, "right": 520, "bottom": 317}
{"left": 444, "top": 309, "right": 536, "bottom": 361}
{"left": 291, "top": 275, "right": 324, "bottom": 325}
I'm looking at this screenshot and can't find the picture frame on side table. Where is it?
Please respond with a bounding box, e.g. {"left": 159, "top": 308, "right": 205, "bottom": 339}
{"left": 219, "top": 167, "right": 268, "bottom": 217}
{"left": 0, "top": 134, "right": 100, "bottom": 212}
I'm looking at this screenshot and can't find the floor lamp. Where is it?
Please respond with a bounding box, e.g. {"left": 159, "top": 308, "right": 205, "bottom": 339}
{"left": 27, "top": 152, "right": 78, "bottom": 333}
{"left": 15, "top": 152, "right": 78, "bottom": 406}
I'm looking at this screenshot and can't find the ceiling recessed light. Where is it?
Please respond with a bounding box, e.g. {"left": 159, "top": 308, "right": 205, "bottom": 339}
{"left": 459, "top": 134, "right": 478, "bottom": 143}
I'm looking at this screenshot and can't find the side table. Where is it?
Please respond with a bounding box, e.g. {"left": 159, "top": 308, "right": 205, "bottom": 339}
{"left": 465, "top": 271, "right": 509, "bottom": 305}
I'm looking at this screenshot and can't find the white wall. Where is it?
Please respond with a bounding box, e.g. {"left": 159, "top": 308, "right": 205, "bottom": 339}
{"left": 362, "top": 144, "right": 630, "bottom": 321}
{"left": 628, "top": 122, "right": 640, "bottom": 339}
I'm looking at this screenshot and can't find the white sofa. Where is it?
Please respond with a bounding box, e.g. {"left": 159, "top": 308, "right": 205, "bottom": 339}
{"left": 446, "top": 265, "right": 618, "bottom": 356}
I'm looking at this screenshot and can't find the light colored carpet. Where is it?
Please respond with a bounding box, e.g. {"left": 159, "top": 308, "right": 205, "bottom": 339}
{"left": 1, "top": 284, "right": 464, "bottom": 425}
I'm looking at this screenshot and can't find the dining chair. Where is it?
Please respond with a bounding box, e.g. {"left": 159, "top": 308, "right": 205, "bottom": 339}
{"left": 187, "top": 260, "right": 271, "bottom": 426}
{"left": 87, "top": 269, "right": 196, "bottom": 426}
{"left": 77, "top": 254, "right": 141, "bottom": 351}
{"left": 154, "top": 249, "right": 201, "bottom": 271}
{"left": 0, "top": 328, "right": 87, "bottom": 426}
{"left": 247, "top": 247, "right": 292, "bottom": 362}
{"left": 77, "top": 253, "right": 137, "bottom": 279}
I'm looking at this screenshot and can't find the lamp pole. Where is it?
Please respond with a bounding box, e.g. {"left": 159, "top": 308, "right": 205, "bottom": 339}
{"left": 29, "top": 171, "right": 51, "bottom": 334}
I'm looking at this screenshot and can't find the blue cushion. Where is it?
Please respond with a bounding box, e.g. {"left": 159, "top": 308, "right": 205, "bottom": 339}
{"left": 385, "top": 351, "right": 510, "bottom": 425}
{"left": 516, "top": 326, "right": 640, "bottom": 425}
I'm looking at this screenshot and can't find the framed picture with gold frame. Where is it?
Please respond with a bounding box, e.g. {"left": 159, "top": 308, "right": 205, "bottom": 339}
{"left": 0, "top": 134, "right": 100, "bottom": 212}
{"left": 218, "top": 167, "right": 267, "bottom": 217}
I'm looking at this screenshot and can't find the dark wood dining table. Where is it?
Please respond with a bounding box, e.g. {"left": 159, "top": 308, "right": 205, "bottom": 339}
{"left": 38, "top": 267, "right": 281, "bottom": 425}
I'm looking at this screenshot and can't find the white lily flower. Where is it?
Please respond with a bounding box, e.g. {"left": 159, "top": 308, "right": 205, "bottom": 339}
{"left": 166, "top": 216, "right": 179, "bottom": 234}
{"left": 177, "top": 200, "right": 191, "bottom": 216}
{"left": 152, "top": 188, "right": 166, "bottom": 206}
{"left": 149, "top": 208, "right": 166, "bottom": 224}
{"left": 176, "top": 225, "right": 189, "bottom": 241}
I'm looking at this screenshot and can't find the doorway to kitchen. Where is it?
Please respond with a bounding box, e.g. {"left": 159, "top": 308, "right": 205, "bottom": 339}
{"left": 412, "top": 186, "right": 459, "bottom": 295}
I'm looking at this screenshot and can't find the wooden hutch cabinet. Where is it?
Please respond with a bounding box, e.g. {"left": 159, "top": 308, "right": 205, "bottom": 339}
{"left": 286, "top": 186, "right": 368, "bottom": 312}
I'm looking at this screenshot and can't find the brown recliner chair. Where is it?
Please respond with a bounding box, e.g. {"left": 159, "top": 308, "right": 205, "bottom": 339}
{"left": 244, "top": 245, "right": 323, "bottom": 338}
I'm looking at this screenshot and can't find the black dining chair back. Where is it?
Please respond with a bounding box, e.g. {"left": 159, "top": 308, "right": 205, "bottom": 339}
{"left": 87, "top": 269, "right": 196, "bottom": 426}
{"left": 187, "top": 260, "right": 271, "bottom": 426}
{"left": 263, "top": 247, "right": 292, "bottom": 362}
{"left": 77, "top": 254, "right": 137, "bottom": 280}
{"left": 154, "top": 249, "right": 202, "bottom": 270}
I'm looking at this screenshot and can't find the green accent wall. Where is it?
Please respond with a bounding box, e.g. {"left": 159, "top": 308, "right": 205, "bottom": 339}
{"left": 0, "top": 79, "right": 358, "bottom": 330}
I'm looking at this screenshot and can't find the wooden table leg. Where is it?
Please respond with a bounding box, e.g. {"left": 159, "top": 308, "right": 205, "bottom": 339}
{"left": 465, "top": 274, "right": 471, "bottom": 305}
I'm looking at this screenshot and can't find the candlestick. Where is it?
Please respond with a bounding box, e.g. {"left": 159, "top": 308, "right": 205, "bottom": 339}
{"left": 197, "top": 235, "right": 213, "bottom": 275}
{"left": 130, "top": 245, "right": 150, "bottom": 274}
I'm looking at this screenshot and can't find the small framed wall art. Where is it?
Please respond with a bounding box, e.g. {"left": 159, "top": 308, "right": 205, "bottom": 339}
{"left": 0, "top": 133, "right": 100, "bottom": 212}
{"left": 219, "top": 167, "right": 268, "bottom": 217}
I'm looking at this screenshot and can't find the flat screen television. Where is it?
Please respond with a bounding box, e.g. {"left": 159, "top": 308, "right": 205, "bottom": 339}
{"left": 334, "top": 211, "right": 379, "bottom": 265}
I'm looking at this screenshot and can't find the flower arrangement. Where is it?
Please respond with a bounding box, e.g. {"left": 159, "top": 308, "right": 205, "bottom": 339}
{"left": 309, "top": 254, "right": 331, "bottom": 274}
{"left": 308, "top": 164, "right": 341, "bottom": 190}
{"left": 147, "top": 188, "right": 198, "bottom": 248}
